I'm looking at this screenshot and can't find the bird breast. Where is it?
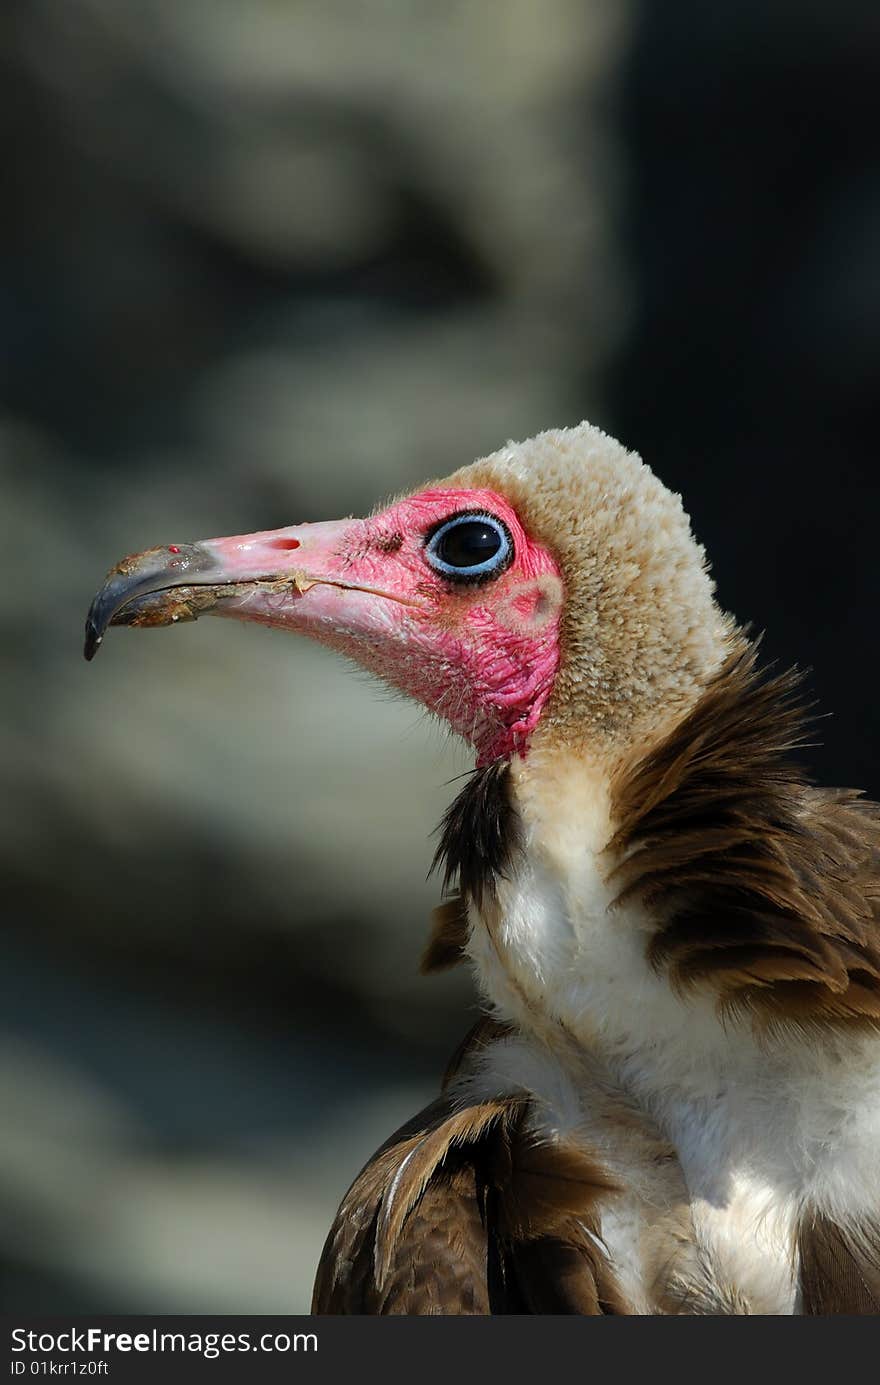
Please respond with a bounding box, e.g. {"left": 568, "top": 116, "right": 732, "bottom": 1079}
{"left": 459, "top": 751, "right": 880, "bottom": 1313}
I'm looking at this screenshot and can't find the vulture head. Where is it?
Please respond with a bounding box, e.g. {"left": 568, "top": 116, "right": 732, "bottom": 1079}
{"left": 85, "top": 422, "right": 735, "bottom": 772}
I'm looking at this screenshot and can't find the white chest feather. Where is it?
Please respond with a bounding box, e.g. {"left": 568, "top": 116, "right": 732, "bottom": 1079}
{"left": 462, "top": 755, "right": 880, "bottom": 1314}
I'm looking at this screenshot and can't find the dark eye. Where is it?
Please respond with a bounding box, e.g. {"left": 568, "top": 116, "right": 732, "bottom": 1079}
{"left": 424, "top": 512, "right": 513, "bottom": 581}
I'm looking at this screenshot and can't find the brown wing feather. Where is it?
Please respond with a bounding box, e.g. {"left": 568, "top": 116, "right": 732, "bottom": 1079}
{"left": 313, "top": 1155, "right": 493, "bottom": 1315}
{"left": 508, "top": 1237, "right": 628, "bottom": 1314}
{"left": 312, "top": 1034, "right": 626, "bottom": 1315}
{"left": 421, "top": 895, "right": 470, "bottom": 974}
{"left": 611, "top": 640, "right": 880, "bottom": 1028}
{"left": 799, "top": 1215, "right": 880, "bottom": 1314}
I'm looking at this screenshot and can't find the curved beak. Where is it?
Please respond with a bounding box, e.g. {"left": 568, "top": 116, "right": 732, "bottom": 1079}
{"left": 83, "top": 518, "right": 371, "bottom": 660}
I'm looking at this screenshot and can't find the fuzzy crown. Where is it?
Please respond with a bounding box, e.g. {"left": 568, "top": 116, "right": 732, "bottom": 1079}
{"left": 444, "top": 422, "right": 737, "bottom": 757}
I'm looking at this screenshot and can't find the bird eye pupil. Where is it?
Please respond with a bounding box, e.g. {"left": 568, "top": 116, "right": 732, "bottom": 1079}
{"left": 425, "top": 512, "right": 513, "bottom": 581}
{"left": 439, "top": 522, "right": 500, "bottom": 567}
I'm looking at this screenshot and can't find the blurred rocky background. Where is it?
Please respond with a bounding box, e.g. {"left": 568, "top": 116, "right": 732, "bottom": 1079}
{"left": 1, "top": 0, "right": 877, "bottom": 1311}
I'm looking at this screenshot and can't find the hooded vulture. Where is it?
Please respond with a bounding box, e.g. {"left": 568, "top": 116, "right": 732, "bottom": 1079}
{"left": 86, "top": 423, "right": 880, "bottom": 1314}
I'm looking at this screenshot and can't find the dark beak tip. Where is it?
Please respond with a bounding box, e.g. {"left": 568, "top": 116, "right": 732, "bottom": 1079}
{"left": 83, "top": 618, "right": 103, "bottom": 662}
{"left": 82, "top": 540, "right": 229, "bottom": 661}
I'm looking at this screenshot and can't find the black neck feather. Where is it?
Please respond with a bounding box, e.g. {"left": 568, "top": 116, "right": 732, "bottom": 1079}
{"left": 431, "top": 762, "right": 521, "bottom": 909}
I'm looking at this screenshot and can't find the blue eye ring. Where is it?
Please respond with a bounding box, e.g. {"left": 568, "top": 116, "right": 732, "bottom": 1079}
{"left": 423, "top": 510, "right": 514, "bottom": 583}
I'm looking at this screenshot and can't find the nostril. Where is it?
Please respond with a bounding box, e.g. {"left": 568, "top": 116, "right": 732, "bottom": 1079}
{"left": 267, "top": 537, "right": 301, "bottom": 551}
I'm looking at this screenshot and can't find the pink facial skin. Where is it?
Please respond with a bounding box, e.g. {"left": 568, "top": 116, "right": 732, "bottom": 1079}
{"left": 200, "top": 487, "right": 563, "bottom": 765}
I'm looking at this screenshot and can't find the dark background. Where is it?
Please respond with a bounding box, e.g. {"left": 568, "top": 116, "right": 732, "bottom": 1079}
{"left": 2, "top": 1, "right": 878, "bottom": 1310}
